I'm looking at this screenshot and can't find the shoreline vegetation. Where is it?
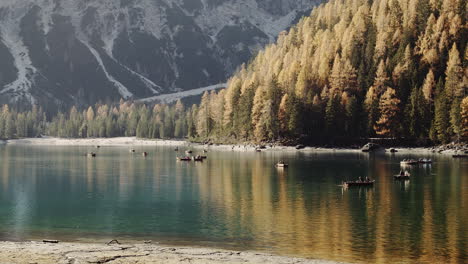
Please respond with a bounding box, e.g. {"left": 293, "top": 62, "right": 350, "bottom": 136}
{"left": 0, "top": 241, "right": 347, "bottom": 264}
{"left": 2, "top": 137, "right": 466, "bottom": 154}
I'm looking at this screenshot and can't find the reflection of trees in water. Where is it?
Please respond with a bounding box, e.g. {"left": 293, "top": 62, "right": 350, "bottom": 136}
{"left": 193, "top": 152, "right": 467, "bottom": 263}
{"left": 0, "top": 147, "right": 466, "bottom": 263}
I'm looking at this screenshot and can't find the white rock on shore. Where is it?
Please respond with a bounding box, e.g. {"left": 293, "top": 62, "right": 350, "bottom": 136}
{"left": 0, "top": 241, "right": 349, "bottom": 264}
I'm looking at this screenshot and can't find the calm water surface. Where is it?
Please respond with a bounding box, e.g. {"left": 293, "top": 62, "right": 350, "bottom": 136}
{"left": 0, "top": 145, "right": 466, "bottom": 263}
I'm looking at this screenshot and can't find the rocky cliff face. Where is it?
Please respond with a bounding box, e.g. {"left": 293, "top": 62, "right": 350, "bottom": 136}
{"left": 0, "top": 0, "right": 319, "bottom": 110}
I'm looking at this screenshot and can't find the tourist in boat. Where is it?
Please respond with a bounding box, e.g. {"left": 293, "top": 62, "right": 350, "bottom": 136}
{"left": 365, "top": 176, "right": 370, "bottom": 182}
{"left": 359, "top": 176, "right": 363, "bottom": 182}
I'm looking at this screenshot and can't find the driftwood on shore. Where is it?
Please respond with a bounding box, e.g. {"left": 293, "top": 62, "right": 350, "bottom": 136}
{"left": 107, "top": 239, "right": 121, "bottom": 245}
{"left": 42, "top": 239, "right": 59, "bottom": 244}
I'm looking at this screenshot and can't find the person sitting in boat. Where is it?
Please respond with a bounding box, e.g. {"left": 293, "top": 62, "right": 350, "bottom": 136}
{"left": 365, "top": 176, "right": 370, "bottom": 182}
{"left": 359, "top": 176, "right": 363, "bottom": 182}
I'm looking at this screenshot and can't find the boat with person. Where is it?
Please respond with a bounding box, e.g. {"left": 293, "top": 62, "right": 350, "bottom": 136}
{"left": 342, "top": 179, "right": 375, "bottom": 187}
{"left": 394, "top": 170, "right": 410, "bottom": 180}
{"left": 418, "top": 158, "right": 432, "bottom": 164}
{"left": 275, "top": 161, "right": 289, "bottom": 168}
{"left": 185, "top": 150, "right": 193, "bottom": 154}
{"left": 192, "top": 155, "right": 204, "bottom": 162}
{"left": 400, "top": 159, "right": 419, "bottom": 165}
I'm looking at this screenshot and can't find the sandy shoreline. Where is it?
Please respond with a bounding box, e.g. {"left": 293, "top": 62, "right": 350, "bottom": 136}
{"left": 0, "top": 241, "right": 347, "bottom": 264}
{"left": 2, "top": 136, "right": 462, "bottom": 155}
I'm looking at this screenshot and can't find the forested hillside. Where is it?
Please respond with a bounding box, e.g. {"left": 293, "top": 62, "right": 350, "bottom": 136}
{"left": 192, "top": 0, "right": 467, "bottom": 144}
{"left": 0, "top": 0, "right": 467, "bottom": 145}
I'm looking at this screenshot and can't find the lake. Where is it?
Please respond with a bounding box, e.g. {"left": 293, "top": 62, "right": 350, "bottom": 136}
{"left": 0, "top": 145, "right": 466, "bottom": 263}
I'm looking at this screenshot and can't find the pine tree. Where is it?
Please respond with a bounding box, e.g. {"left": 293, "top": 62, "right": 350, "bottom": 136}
{"left": 278, "top": 93, "right": 289, "bottom": 136}
{"left": 422, "top": 69, "right": 436, "bottom": 102}
{"left": 450, "top": 98, "right": 462, "bottom": 142}
{"left": 374, "top": 88, "right": 401, "bottom": 137}
{"left": 434, "top": 89, "right": 451, "bottom": 143}
{"left": 196, "top": 92, "right": 211, "bottom": 138}
{"left": 461, "top": 96, "right": 468, "bottom": 142}
{"left": 445, "top": 44, "right": 463, "bottom": 101}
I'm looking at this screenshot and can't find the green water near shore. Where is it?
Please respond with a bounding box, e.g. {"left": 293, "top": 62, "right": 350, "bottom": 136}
{"left": 0, "top": 145, "right": 466, "bottom": 263}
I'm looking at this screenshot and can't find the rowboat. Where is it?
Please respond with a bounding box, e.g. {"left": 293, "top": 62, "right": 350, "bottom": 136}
{"left": 453, "top": 154, "right": 468, "bottom": 158}
{"left": 400, "top": 159, "right": 418, "bottom": 165}
{"left": 177, "top": 156, "right": 191, "bottom": 161}
{"left": 418, "top": 158, "right": 432, "bottom": 164}
{"left": 394, "top": 175, "right": 410, "bottom": 180}
{"left": 275, "top": 162, "right": 289, "bottom": 168}
{"left": 192, "top": 156, "right": 204, "bottom": 161}
{"left": 342, "top": 180, "right": 375, "bottom": 187}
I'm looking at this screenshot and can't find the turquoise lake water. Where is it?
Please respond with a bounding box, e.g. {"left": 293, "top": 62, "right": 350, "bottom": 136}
{"left": 0, "top": 145, "right": 466, "bottom": 263}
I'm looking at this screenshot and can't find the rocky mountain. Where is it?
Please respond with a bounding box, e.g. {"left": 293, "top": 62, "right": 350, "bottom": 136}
{"left": 0, "top": 0, "right": 319, "bottom": 111}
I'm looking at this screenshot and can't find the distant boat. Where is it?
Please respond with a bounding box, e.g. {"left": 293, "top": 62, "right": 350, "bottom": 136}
{"left": 453, "top": 154, "right": 468, "bottom": 158}
{"left": 295, "top": 144, "right": 305, "bottom": 150}
{"left": 275, "top": 162, "right": 289, "bottom": 168}
{"left": 400, "top": 159, "right": 418, "bottom": 165}
{"left": 129, "top": 149, "right": 135, "bottom": 153}
{"left": 394, "top": 175, "right": 410, "bottom": 180}
{"left": 418, "top": 158, "right": 432, "bottom": 164}
{"left": 361, "top": 143, "right": 384, "bottom": 152}
{"left": 192, "top": 156, "right": 203, "bottom": 162}
{"left": 174, "top": 147, "right": 179, "bottom": 151}
{"left": 87, "top": 152, "right": 96, "bottom": 158}
{"left": 342, "top": 180, "right": 375, "bottom": 187}
{"left": 142, "top": 152, "right": 148, "bottom": 157}
{"left": 390, "top": 148, "right": 398, "bottom": 153}
{"left": 185, "top": 150, "right": 193, "bottom": 154}
{"left": 394, "top": 171, "right": 410, "bottom": 180}
{"left": 177, "top": 156, "right": 191, "bottom": 161}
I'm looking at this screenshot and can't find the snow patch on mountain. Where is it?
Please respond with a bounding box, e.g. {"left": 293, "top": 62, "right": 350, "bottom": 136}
{"left": 0, "top": 5, "right": 37, "bottom": 104}
{"left": 0, "top": 0, "right": 320, "bottom": 109}
{"left": 82, "top": 41, "right": 133, "bottom": 99}
{"left": 138, "top": 83, "right": 226, "bottom": 104}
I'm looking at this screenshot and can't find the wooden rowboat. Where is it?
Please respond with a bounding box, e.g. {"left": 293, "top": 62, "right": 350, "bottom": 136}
{"left": 343, "top": 180, "right": 375, "bottom": 187}
{"left": 192, "top": 156, "right": 204, "bottom": 161}
{"left": 394, "top": 175, "right": 410, "bottom": 180}
{"left": 400, "top": 160, "right": 418, "bottom": 165}
{"left": 275, "top": 162, "right": 289, "bottom": 168}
